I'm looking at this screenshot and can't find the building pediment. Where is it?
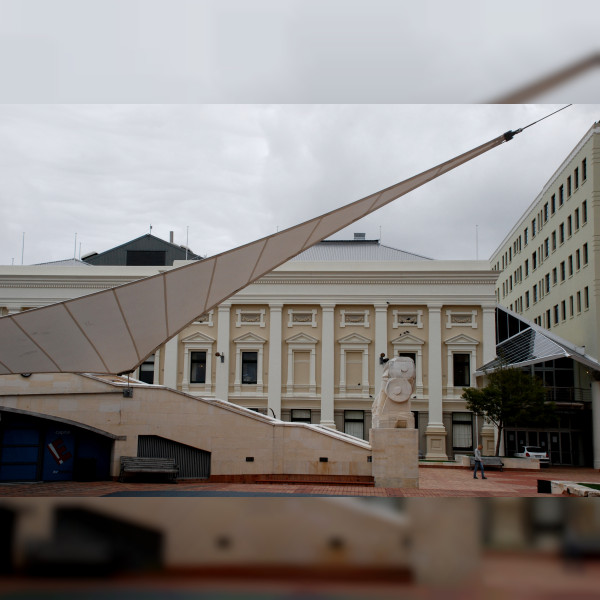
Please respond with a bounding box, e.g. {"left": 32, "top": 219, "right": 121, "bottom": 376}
{"left": 391, "top": 333, "right": 425, "bottom": 346}
{"left": 445, "top": 333, "right": 479, "bottom": 346}
{"left": 181, "top": 332, "right": 215, "bottom": 344}
{"left": 338, "top": 333, "right": 372, "bottom": 345}
{"left": 233, "top": 332, "right": 267, "bottom": 344}
{"left": 285, "top": 332, "right": 319, "bottom": 345}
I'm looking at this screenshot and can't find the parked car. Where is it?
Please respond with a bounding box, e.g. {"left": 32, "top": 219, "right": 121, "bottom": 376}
{"left": 514, "top": 446, "right": 550, "bottom": 465}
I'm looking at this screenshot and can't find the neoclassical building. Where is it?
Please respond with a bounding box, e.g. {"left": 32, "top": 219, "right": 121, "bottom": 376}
{"left": 0, "top": 236, "right": 499, "bottom": 460}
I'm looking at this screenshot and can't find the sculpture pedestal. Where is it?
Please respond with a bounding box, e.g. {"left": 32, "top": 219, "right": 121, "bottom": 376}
{"left": 480, "top": 423, "right": 496, "bottom": 456}
{"left": 424, "top": 423, "right": 448, "bottom": 461}
{"left": 370, "top": 428, "right": 419, "bottom": 488}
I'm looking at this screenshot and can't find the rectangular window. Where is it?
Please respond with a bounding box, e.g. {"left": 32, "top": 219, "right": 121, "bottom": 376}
{"left": 545, "top": 273, "right": 550, "bottom": 294}
{"left": 584, "top": 287, "right": 589, "bottom": 310}
{"left": 582, "top": 158, "right": 587, "bottom": 181}
{"left": 551, "top": 194, "right": 556, "bottom": 214}
{"left": 575, "top": 208, "right": 580, "bottom": 230}
{"left": 453, "top": 353, "right": 471, "bottom": 387}
{"left": 574, "top": 167, "right": 579, "bottom": 189}
{"left": 583, "top": 243, "right": 589, "bottom": 265}
{"left": 543, "top": 203, "right": 549, "bottom": 222}
{"left": 452, "top": 412, "right": 473, "bottom": 451}
{"left": 583, "top": 200, "right": 587, "bottom": 224}
{"left": 533, "top": 284, "right": 538, "bottom": 302}
{"left": 551, "top": 231, "right": 556, "bottom": 251}
{"left": 524, "top": 259, "right": 529, "bottom": 277}
{"left": 546, "top": 309, "right": 551, "bottom": 328}
{"left": 291, "top": 409, "right": 311, "bottom": 423}
{"left": 190, "top": 351, "right": 206, "bottom": 383}
{"left": 138, "top": 354, "right": 155, "bottom": 384}
{"left": 524, "top": 227, "right": 529, "bottom": 245}
{"left": 559, "top": 185, "right": 564, "bottom": 205}
{"left": 568, "top": 255, "right": 573, "bottom": 277}
{"left": 345, "top": 351, "right": 364, "bottom": 389}
{"left": 560, "top": 261, "right": 566, "bottom": 281}
{"left": 577, "top": 291, "right": 582, "bottom": 313}
{"left": 532, "top": 219, "right": 537, "bottom": 237}
{"left": 532, "top": 252, "right": 537, "bottom": 270}
{"left": 576, "top": 249, "right": 581, "bottom": 270}
{"left": 544, "top": 238, "right": 549, "bottom": 258}
{"left": 293, "top": 351, "right": 311, "bottom": 386}
{"left": 241, "top": 351, "right": 258, "bottom": 384}
{"left": 552, "top": 267, "right": 557, "bottom": 285}
{"left": 569, "top": 296, "right": 574, "bottom": 317}
{"left": 344, "top": 410, "right": 364, "bottom": 439}
{"left": 567, "top": 176, "right": 572, "bottom": 196}
{"left": 559, "top": 223, "right": 564, "bottom": 244}
{"left": 567, "top": 215, "right": 572, "bottom": 237}
{"left": 525, "top": 291, "right": 530, "bottom": 309}
{"left": 553, "top": 305, "right": 559, "bottom": 325}
{"left": 561, "top": 300, "right": 566, "bottom": 321}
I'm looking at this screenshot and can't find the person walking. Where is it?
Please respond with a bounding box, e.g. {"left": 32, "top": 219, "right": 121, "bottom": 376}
{"left": 473, "top": 444, "right": 487, "bottom": 479}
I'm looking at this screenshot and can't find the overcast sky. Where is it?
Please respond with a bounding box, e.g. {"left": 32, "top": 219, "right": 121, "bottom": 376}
{"left": 1, "top": 1, "right": 599, "bottom": 265}
{"left": 1, "top": 103, "right": 598, "bottom": 266}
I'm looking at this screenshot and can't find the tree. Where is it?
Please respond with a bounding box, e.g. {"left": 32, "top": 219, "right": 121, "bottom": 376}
{"left": 462, "top": 366, "right": 556, "bottom": 457}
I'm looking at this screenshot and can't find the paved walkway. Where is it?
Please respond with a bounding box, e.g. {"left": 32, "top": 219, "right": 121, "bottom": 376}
{"left": 2, "top": 466, "right": 599, "bottom": 497}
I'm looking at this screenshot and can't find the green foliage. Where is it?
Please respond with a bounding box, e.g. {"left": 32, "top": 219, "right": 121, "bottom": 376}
{"left": 462, "top": 366, "right": 556, "bottom": 456}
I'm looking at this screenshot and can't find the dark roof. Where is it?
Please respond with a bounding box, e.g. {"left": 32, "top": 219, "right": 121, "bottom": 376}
{"left": 83, "top": 234, "right": 202, "bottom": 266}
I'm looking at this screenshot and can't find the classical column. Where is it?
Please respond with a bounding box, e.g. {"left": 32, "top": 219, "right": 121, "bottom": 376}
{"left": 162, "top": 335, "right": 178, "bottom": 389}
{"left": 374, "top": 303, "right": 388, "bottom": 400}
{"left": 592, "top": 378, "right": 600, "bottom": 469}
{"left": 320, "top": 304, "right": 336, "bottom": 429}
{"left": 425, "top": 303, "right": 447, "bottom": 460}
{"left": 268, "top": 303, "right": 283, "bottom": 419}
{"left": 480, "top": 304, "right": 497, "bottom": 453}
{"left": 215, "top": 303, "right": 231, "bottom": 401}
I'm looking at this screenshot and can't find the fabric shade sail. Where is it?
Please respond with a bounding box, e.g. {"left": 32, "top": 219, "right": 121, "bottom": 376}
{"left": 0, "top": 131, "right": 515, "bottom": 375}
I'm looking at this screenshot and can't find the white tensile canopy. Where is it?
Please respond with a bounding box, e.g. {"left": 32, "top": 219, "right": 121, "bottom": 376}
{"left": 0, "top": 131, "right": 515, "bottom": 375}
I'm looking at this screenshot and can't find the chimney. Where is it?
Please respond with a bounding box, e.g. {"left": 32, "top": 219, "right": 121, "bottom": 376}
{"left": 354, "top": 232, "right": 366, "bottom": 241}
{"left": 169, "top": 231, "right": 174, "bottom": 244}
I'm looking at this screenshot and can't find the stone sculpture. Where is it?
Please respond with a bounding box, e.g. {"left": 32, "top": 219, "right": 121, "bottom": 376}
{"left": 372, "top": 356, "right": 416, "bottom": 429}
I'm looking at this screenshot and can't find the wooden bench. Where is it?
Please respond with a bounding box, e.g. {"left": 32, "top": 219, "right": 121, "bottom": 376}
{"left": 470, "top": 456, "right": 504, "bottom": 471}
{"left": 119, "top": 456, "right": 179, "bottom": 483}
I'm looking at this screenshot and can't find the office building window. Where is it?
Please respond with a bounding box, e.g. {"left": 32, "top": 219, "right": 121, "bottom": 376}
{"left": 544, "top": 273, "right": 550, "bottom": 294}
{"left": 583, "top": 201, "right": 587, "bottom": 224}
{"left": 524, "top": 227, "right": 529, "bottom": 245}
{"left": 525, "top": 291, "right": 530, "bottom": 309}
{"left": 544, "top": 238, "right": 549, "bottom": 258}
{"left": 582, "top": 158, "right": 587, "bottom": 181}
{"left": 533, "top": 284, "right": 538, "bottom": 303}
{"left": 584, "top": 287, "right": 589, "bottom": 310}
{"left": 344, "top": 410, "right": 364, "bottom": 439}
{"left": 453, "top": 354, "right": 471, "bottom": 387}
{"left": 543, "top": 203, "right": 548, "bottom": 222}
{"left": 567, "top": 176, "right": 572, "bottom": 196}
{"left": 138, "top": 354, "right": 155, "bottom": 384}
{"left": 583, "top": 243, "right": 589, "bottom": 265}
{"left": 576, "top": 249, "right": 581, "bottom": 271}
{"left": 190, "top": 351, "right": 207, "bottom": 384}
{"left": 532, "top": 252, "right": 537, "bottom": 270}
{"left": 560, "top": 261, "right": 565, "bottom": 281}
{"left": 559, "top": 185, "right": 564, "bottom": 205}
{"left": 241, "top": 351, "right": 258, "bottom": 384}
{"left": 553, "top": 305, "right": 559, "bottom": 326}
{"left": 532, "top": 219, "right": 536, "bottom": 237}
{"left": 561, "top": 300, "right": 566, "bottom": 321}
{"left": 568, "top": 255, "right": 573, "bottom": 277}
{"left": 551, "top": 194, "right": 556, "bottom": 214}
{"left": 577, "top": 291, "right": 581, "bottom": 313}
{"left": 569, "top": 296, "right": 574, "bottom": 317}
{"left": 559, "top": 223, "right": 564, "bottom": 244}
{"left": 567, "top": 215, "right": 572, "bottom": 237}
{"left": 575, "top": 208, "right": 580, "bottom": 230}
{"left": 291, "top": 409, "right": 311, "bottom": 423}
{"left": 551, "top": 231, "right": 556, "bottom": 251}
{"left": 545, "top": 309, "right": 551, "bottom": 328}
{"left": 552, "top": 267, "right": 557, "bottom": 285}
{"left": 524, "top": 259, "right": 529, "bottom": 277}
{"left": 574, "top": 167, "right": 579, "bottom": 189}
{"left": 452, "top": 413, "right": 473, "bottom": 451}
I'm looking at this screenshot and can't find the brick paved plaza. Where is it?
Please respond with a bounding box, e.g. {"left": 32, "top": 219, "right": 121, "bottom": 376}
{"left": 2, "top": 465, "right": 599, "bottom": 497}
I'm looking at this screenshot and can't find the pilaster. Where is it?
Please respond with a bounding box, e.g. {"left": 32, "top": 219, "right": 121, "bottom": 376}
{"left": 267, "top": 303, "right": 283, "bottom": 419}
{"left": 215, "top": 304, "right": 231, "bottom": 401}
{"left": 320, "top": 303, "right": 336, "bottom": 428}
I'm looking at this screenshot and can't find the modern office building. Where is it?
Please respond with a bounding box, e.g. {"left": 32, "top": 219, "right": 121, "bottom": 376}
{"left": 490, "top": 121, "right": 599, "bottom": 358}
